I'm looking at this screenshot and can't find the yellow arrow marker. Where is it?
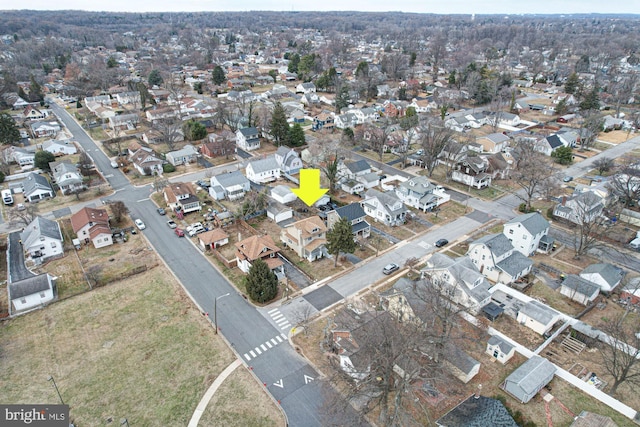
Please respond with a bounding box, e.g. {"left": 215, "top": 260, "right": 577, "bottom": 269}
{"left": 291, "top": 169, "right": 328, "bottom": 206}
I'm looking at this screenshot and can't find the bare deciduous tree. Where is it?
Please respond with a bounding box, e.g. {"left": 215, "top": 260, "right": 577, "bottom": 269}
{"left": 511, "top": 138, "right": 559, "bottom": 212}
{"left": 8, "top": 204, "right": 39, "bottom": 227}
{"left": 597, "top": 313, "right": 640, "bottom": 396}
{"left": 607, "top": 155, "right": 640, "bottom": 207}
{"left": 153, "top": 114, "right": 183, "bottom": 151}
{"left": 418, "top": 119, "right": 455, "bottom": 177}
{"left": 109, "top": 200, "right": 129, "bottom": 224}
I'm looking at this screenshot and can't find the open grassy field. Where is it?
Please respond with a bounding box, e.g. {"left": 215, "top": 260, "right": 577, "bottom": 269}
{"left": 0, "top": 267, "right": 283, "bottom": 427}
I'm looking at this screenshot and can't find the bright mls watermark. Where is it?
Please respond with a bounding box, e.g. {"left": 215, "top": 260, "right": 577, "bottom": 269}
{"left": 1, "top": 405, "right": 68, "bottom": 426}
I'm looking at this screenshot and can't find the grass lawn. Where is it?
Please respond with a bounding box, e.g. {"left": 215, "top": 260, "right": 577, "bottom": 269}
{"left": 0, "top": 267, "right": 283, "bottom": 426}
{"left": 526, "top": 281, "right": 584, "bottom": 317}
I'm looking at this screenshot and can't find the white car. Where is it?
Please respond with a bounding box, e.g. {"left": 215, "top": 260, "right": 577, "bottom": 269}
{"left": 186, "top": 222, "right": 205, "bottom": 236}
{"left": 134, "top": 219, "right": 146, "bottom": 230}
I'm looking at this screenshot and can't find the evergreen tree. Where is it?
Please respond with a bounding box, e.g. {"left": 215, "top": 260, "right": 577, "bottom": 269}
{"left": 326, "top": 217, "right": 357, "bottom": 267}
{"left": 564, "top": 72, "right": 580, "bottom": 94}
{"left": 0, "top": 113, "right": 21, "bottom": 145}
{"left": 287, "top": 53, "right": 300, "bottom": 74}
{"left": 580, "top": 86, "right": 600, "bottom": 111}
{"left": 34, "top": 151, "right": 56, "bottom": 171}
{"left": 551, "top": 146, "right": 573, "bottom": 165}
{"left": 28, "top": 75, "right": 43, "bottom": 103}
{"left": 106, "top": 57, "right": 118, "bottom": 68}
{"left": 268, "top": 69, "right": 277, "bottom": 83}
{"left": 182, "top": 120, "right": 207, "bottom": 141}
{"left": 270, "top": 102, "right": 289, "bottom": 145}
{"left": 212, "top": 65, "right": 226, "bottom": 85}
{"left": 244, "top": 258, "right": 278, "bottom": 303}
{"left": 555, "top": 98, "right": 568, "bottom": 116}
{"left": 286, "top": 123, "right": 305, "bottom": 147}
{"left": 335, "top": 86, "right": 349, "bottom": 113}
{"left": 148, "top": 69, "right": 163, "bottom": 87}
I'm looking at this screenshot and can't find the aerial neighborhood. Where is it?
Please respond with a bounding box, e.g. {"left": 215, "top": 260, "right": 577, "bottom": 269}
{"left": 1, "top": 9, "right": 640, "bottom": 427}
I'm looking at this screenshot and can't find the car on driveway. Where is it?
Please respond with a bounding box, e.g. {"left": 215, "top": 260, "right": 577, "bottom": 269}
{"left": 175, "top": 228, "right": 185, "bottom": 237}
{"left": 157, "top": 208, "right": 166, "bottom": 215}
{"left": 167, "top": 220, "right": 177, "bottom": 229}
{"left": 186, "top": 222, "right": 205, "bottom": 237}
{"left": 382, "top": 263, "right": 400, "bottom": 275}
{"left": 134, "top": 219, "right": 146, "bottom": 230}
{"left": 435, "top": 238, "right": 449, "bottom": 248}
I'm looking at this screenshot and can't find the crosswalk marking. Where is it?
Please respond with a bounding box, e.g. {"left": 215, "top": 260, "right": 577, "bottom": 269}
{"left": 272, "top": 313, "right": 284, "bottom": 321}
{"left": 243, "top": 334, "right": 289, "bottom": 361}
{"left": 268, "top": 308, "right": 291, "bottom": 331}
{"left": 268, "top": 308, "right": 279, "bottom": 314}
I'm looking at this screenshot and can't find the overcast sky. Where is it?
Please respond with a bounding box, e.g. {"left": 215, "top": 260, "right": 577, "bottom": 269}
{"left": 5, "top": 1, "right": 640, "bottom": 15}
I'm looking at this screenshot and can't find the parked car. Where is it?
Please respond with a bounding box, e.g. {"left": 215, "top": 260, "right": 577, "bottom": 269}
{"left": 175, "top": 228, "right": 185, "bottom": 237}
{"left": 435, "top": 238, "right": 449, "bottom": 248}
{"left": 186, "top": 222, "right": 205, "bottom": 237}
{"left": 110, "top": 160, "right": 119, "bottom": 168}
{"left": 196, "top": 180, "right": 210, "bottom": 189}
{"left": 382, "top": 263, "right": 400, "bottom": 275}
{"left": 134, "top": 219, "right": 146, "bottom": 230}
{"left": 157, "top": 208, "right": 166, "bottom": 215}
{"left": 167, "top": 220, "right": 177, "bottom": 229}
{"left": 563, "top": 176, "right": 573, "bottom": 182}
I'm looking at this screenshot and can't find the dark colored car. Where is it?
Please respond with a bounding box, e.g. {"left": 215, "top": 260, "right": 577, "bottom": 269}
{"left": 435, "top": 239, "right": 449, "bottom": 248}
{"left": 175, "top": 228, "right": 185, "bottom": 237}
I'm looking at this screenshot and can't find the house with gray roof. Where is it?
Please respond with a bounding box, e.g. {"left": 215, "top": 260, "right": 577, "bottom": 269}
{"left": 20, "top": 216, "right": 64, "bottom": 261}
{"left": 516, "top": 300, "right": 561, "bottom": 335}
{"left": 395, "top": 176, "right": 450, "bottom": 212}
{"left": 271, "top": 185, "right": 297, "bottom": 204}
{"left": 245, "top": 156, "right": 281, "bottom": 184}
{"left": 421, "top": 252, "right": 492, "bottom": 314}
{"left": 436, "top": 394, "right": 517, "bottom": 427}
{"left": 50, "top": 160, "right": 84, "bottom": 196}
{"left": 380, "top": 278, "right": 429, "bottom": 324}
{"left": 445, "top": 345, "right": 481, "bottom": 384}
{"left": 274, "top": 146, "right": 303, "bottom": 175}
{"left": 22, "top": 172, "right": 55, "bottom": 202}
{"left": 361, "top": 188, "right": 407, "bottom": 226}
{"left": 235, "top": 127, "right": 260, "bottom": 151}
{"left": 467, "top": 233, "right": 533, "bottom": 284}
{"left": 560, "top": 275, "right": 601, "bottom": 305}
{"left": 553, "top": 191, "right": 604, "bottom": 225}
{"left": 342, "top": 160, "right": 372, "bottom": 179}
{"left": 477, "top": 133, "right": 511, "bottom": 154}
{"left": 166, "top": 144, "right": 198, "bottom": 166}
{"left": 503, "top": 212, "right": 550, "bottom": 256}
{"left": 8, "top": 273, "right": 56, "bottom": 314}
{"left": 486, "top": 335, "right": 516, "bottom": 364}
{"left": 502, "top": 356, "right": 556, "bottom": 403}
{"left": 326, "top": 202, "right": 370, "bottom": 238}
{"left": 451, "top": 155, "right": 492, "bottom": 189}
{"left": 579, "top": 263, "right": 625, "bottom": 293}
{"left": 209, "top": 170, "right": 250, "bottom": 201}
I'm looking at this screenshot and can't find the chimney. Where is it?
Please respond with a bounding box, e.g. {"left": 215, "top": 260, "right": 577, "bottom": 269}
{"left": 561, "top": 196, "right": 567, "bottom": 206}
{"left": 475, "top": 384, "right": 482, "bottom": 399}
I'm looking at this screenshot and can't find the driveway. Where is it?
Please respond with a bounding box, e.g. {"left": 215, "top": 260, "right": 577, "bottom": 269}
{"left": 278, "top": 254, "right": 312, "bottom": 289}
{"left": 371, "top": 226, "right": 401, "bottom": 244}
{"left": 8, "top": 232, "right": 36, "bottom": 282}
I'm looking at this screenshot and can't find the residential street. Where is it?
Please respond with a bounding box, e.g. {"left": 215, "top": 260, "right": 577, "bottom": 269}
{"left": 11, "top": 101, "right": 640, "bottom": 425}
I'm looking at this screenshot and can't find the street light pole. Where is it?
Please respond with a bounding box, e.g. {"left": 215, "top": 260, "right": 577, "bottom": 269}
{"left": 47, "top": 375, "right": 64, "bottom": 405}
{"left": 214, "top": 293, "right": 230, "bottom": 335}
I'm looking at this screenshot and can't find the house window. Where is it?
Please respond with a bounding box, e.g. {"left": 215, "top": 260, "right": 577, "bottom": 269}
{"left": 51, "top": 242, "right": 56, "bottom": 248}
{"left": 21, "top": 298, "right": 27, "bottom": 304}
{"left": 40, "top": 292, "right": 46, "bottom": 298}
{"left": 508, "top": 229, "right": 514, "bottom": 235}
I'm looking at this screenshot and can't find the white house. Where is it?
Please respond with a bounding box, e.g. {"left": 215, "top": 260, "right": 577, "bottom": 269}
{"left": 486, "top": 335, "right": 516, "bottom": 364}
{"left": 267, "top": 200, "right": 293, "bottom": 224}
{"left": 503, "top": 212, "right": 550, "bottom": 257}
{"left": 395, "top": 176, "right": 450, "bottom": 212}
{"left": 22, "top": 173, "right": 55, "bottom": 202}
{"left": 236, "top": 127, "right": 260, "bottom": 151}
{"left": 559, "top": 275, "right": 601, "bottom": 305}
{"left": 41, "top": 139, "right": 78, "bottom": 156}
{"left": 20, "top": 216, "right": 64, "bottom": 261}
{"left": 209, "top": 171, "right": 251, "bottom": 201}
{"left": 50, "top": 161, "right": 84, "bottom": 196}
{"left": 166, "top": 144, "right": 198, "bottom": 166}
{"left": 296, "top": 82, "right": 316, "bottom": 94}
{"left": 361, "top": 188, "right": 407, "bottom": 227}
{"left": 516, "top": 300, "right": 561, "bottom": 335}
{"left": 71, "top": 207, "right": 113, "bottom": 249}
{"left": 271, "top": 185, "right": 297, "bottom": 204}
{"left": 274, "top": 146, "right": 303, "bottom": 175}
{"left": 129, "top": 148, "right": 163, "bottom": 176}
{"left": 245, "top": 156, "right": 281, "bottom": 184}
{"left": 579, "top": 263, "right": 625, "bottom": 293}
{"left": 467, "top": 233, "right": 533, "bottom": 284}
{"left": 8, "top": 274, "right": 56, "bottom": 314}
{"left": 163, "top": 182, "right": 201, "bottom": 214}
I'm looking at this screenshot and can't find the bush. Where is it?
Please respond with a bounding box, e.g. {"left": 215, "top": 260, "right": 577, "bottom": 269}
{"left": 547, "top": 207, "right": 555, "bottom": 219}
{"left": 518, "top": 203, "right": 535, "bottom": 213}
{"left": 163, "top": 163, "right": 176, "bottom": 173}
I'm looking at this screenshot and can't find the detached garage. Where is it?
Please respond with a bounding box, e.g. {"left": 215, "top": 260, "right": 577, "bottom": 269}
{"left": 502, "top": 356, "right": 556, "bottom": 403}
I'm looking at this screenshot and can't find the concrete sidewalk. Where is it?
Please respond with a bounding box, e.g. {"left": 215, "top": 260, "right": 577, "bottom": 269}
{"left": 188, "top": 359, "right": 242, "bottom": 427}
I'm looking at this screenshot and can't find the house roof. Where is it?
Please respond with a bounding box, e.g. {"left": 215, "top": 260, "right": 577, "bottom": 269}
{"left": 20, "top": 216, "right": 62, "bottom": 248}
{"left": 238, "top": 126, "right": 258, "bottom": 137}
{"left": 472, "top": 233, "right": 513, "bottom": 258}
{"left": 399, "top": 175, "right": 436, "bottom": 195}
{"left": 214, "top": 170, "right": 249, "bottom": 188}
{"left": 424, "top": 253, "right": 491, "bottom": 306}
{"left": 480, "top": 133, "right": 510, "bottom": 144}
{"left": 488, "top": 335, "right": 514, "bottom": 355}
{"left": 22, "top": 173, "right": 53, "bottom": 195}
{"left": 447, "top": 345, "right": 480, "bottom": 375}
{"left": 436, "top": 395, "right": 517, "bottom": 427}
{"left": 164, "top": 182, "right": 196, "bottom": 204}
{"left": 271, "top": 185, "right": 293, "bottom": 199}
{"left": 505, "top": 356, "right": 556, "bottom": 396}
{"left": 167, "top": 144, "right": 198, "bottom": 158}
{"left": 235, "top": 234, "right": 280, "bottom": 261}
{"left": 50, "top": 160, "right": 80, "bottom": 181}
{"left": 334, "top": 203, "right": 366, "bottom": 222}
{"left": 267, "top": 200, "right": 291, "bottom": 216}
{"left": 580, "top": 263, "right": 625, "bottom": 290}
{"left": 505, "top": 212, "right": 549, "bottom": 236}
{"left": 496, "top": 251, "right": 533, "bottom": 278}
{"left": 363, "top": 188, "right": 407, "bottom": 215}
{"left": 545, "top": 134, "right": 565, "bottom": 150}
{"left": 247, "top": 156, "right": 279, "bottom": 174}
{"left": 519, "top": 300, "right": 558, "bottom": 325}
{"left": 8, "top": 274, "right": 53, "bottom": 300}
{"left": 198, "top": 229, "right": 229, "bottom": 245}
{"left": 562, "top": 275, "right": 601, "bottom": 298}
{"left": 71, "top": 207, "right": 109, "bottom": 233}
{"left": 346, "top": 160, "right": 371, "bottom": 174}
{"left": 130, "top": 148, "right": 162, "bottom": 167}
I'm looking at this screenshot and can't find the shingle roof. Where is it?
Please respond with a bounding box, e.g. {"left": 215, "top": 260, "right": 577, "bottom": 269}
{"left": 8, "top": 274, "right": 53, "bottom": 300}
{"left": 70, "top": 207, "right": 109, "bottom": 233}
{"left": 248, "top": 156, "right": 279, "bottom": 174}
{"left": 22, "top": 172, "right": 53, "bottom": 195}
{"left": 334, "top": 203, "right": 366, "bottom": 222}
{"left": 562, "top": 275, "right": 601, "bottom": 298}
{"left": 505, "top": 356, "right": 556, "bottom": 396}
{"left": 496, "top": 251, "right": 533, "bottom": 278}
{"left": 364, "top": 188, "right": 406, "bottom": 215}
{"left": 505, "top": 212, "right": 549, "bottom": 236}
{"left": 235, "top": 234, "right": 280, "bottom": 261}
{"left": 481, "top": 133, "right": 510, "bottom": 144}
{"left": 20, "top": 216, "right": 62, "bottom": 248}
{"left": 519, "top": 300, "right": 557, "bottom": 325}
{"left": 214, "top": 170, "right": 249, "bottom": 188}
{"left": 238, "top": 126, "right": 258, "bottom": 137}
{"left": 346, "top": 160, "right": 371, "bottom": 174}
{"left": 488, "top": 335, "right": 514, "bottom": 355}
{"left": 436, "top": 395, "right": 518, "bottom": 427}
{"left": 473, "top": 233, "right": 513, "bottom": 258}
{"left": 580, "top": 263, "right": 625, "bottom": 289}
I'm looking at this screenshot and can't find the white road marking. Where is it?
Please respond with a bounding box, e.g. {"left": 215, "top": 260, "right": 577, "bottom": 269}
{"left": 268, "top": 308, "right": 279, "bottom": 314}
{"left": 270, "top": 339, "right": 278, "bottom": 345}
{"left": 244, "top": 353, "right": 250, "bottom": 361}
{"left": 260, "top": 344, "right": 267, "bottom": 351}
{"left": 255, "top": 347, "right": 262, "bottom": 355}
{"left": 249, "top": 350, "right": 256, "bottom": 358}
{"left": 266, "top": 341, "right": 273, "bottom": 348}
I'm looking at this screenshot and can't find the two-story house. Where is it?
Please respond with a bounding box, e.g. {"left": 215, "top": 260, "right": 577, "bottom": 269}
{"left": 553, "top": 191, "right": 604, "bottom": 225}
{"left": 361, "top": 188, "right": 407, "bottom": 227}
{"left": 20, "top": 216, "right": 64, "bottom": 261}
{"left": 209, "top": 171, "right": 251, "bottom": 201}
{"left": 235, "top": 234, "right": 284, "bottom": 279}
{"left": 502, "top": 212, "right": 550, "bottom": 257}
{"left": 466, "top": 233, "right": 533, "bottom": 284}
{"left": 312, "top": 112, "right": 334, "bottom": 132}
{"left": 163, "top": 182, "right": 201, "bottom": 215}
{"left": 476, "top": 133, "right": 511, "bottom": 154}
{"left": 245, "top": 156, "right": 281, "bottom": 184}
{"left": 49, "top": 161, "right": 84, "bottom": 196}
{"left": 421, "top": 252, "right": 492, "bottom": 314}
{"left": 70, "top": 207, "right": 113, "bottom": 248}
{"left": 236, "top": 127, "right": 260, "bottom": 151}
{"left": 395, "top": 176, "right": 450, "bottom": 212}
{"left": 129, "top": 148, "right": 163, "bottom": 176}
{"left": 451, "top": 156, "right": 492, "bottom": 189}
{"left": 275, "top": 146, "right": 303, "bottom": 175}
{"left": 326, "top": 203, "right": 370, "bottom": 239}
{"left": 280, "top": 216, "right": 328, "bottom": 262}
